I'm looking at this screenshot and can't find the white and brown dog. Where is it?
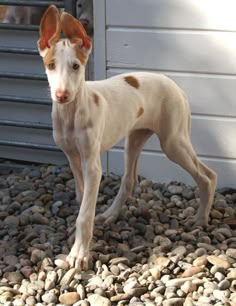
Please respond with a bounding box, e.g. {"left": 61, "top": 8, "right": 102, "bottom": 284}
{"left": 38, "top": 6, "right": 217, "bottom": 270}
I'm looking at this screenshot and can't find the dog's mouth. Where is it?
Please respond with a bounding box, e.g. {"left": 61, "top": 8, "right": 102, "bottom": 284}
{"left": 55, "top": 98, "right": 72, "bottom": 105}
{"left": 54, "top": 97, "right": 75, "bottom": 105}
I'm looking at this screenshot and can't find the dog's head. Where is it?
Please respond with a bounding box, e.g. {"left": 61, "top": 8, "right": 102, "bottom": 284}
{"left": 38, "top": 5, "right": 92, "bottom": 104}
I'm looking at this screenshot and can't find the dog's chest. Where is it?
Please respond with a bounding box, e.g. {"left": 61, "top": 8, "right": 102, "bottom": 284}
{"left": 52, "top": 106, "right": 77, "bottom": 151}
{"left": 52, "top": 103, "right": 91, "bottom": 153}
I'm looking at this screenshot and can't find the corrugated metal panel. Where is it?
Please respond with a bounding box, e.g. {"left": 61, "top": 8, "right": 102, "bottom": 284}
{"left": 0, "top": 1, "right": 63, "bottom": 164}
{"left": 0, "top": 1, "right": 99, "bottom": 167}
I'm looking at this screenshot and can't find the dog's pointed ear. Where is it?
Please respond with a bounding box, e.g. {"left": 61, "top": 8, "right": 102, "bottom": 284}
{"left": 38, "top": 5, "right": 61, "bottom": 57}
{"left": 61, "top": 12, "right": 92, "bottom": 51}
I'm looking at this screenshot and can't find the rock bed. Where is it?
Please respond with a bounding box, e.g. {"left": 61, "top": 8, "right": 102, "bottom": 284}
{"left": 0, "top": 163, "right": 236, "bottom": 306}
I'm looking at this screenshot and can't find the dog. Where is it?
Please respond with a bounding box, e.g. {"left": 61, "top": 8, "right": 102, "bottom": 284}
{"left": 38, "top": 5, "right": 217, "bottom": 270}
{"left": 77, "top": 0, "right": 93, "bottom": 35}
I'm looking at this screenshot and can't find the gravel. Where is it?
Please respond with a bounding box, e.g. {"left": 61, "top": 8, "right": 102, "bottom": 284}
{"left": 0, "top": 163, "right": 236, "bottom": 306}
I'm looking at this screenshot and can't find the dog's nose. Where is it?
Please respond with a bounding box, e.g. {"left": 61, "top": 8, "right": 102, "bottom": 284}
{"left": 55, "top": 89, "right": 69, "bottom": 103}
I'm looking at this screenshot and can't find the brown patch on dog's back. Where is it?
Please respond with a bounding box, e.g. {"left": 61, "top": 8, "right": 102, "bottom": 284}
{"left": 137, "top": 107, "right": 144, "bottom": 118}
{"left": 94, "top": 93, "right": 99, "bottom": 106}
{"left": 124, "top": 75, "right": 140, "bottom": 89}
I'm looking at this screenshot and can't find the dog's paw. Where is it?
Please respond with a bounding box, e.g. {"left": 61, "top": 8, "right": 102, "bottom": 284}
{"left": 194, "top": 219, "right": 208, "bottom": 228}
{"left": 184, "top": 215, "right": 208, "bottom": 231}
{"left": 66, "top": 243, "right": 89, "bottom": 271}
{"left": 95, "top": 211, "right": 119, "bottom": 225}
{"left": 194, "top": 212, "right": 209, "bottom": 228}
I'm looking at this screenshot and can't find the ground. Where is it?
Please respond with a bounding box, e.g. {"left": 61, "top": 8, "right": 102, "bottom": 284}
{"left": 0, "top": 162, "right": 235, "bottom": 306}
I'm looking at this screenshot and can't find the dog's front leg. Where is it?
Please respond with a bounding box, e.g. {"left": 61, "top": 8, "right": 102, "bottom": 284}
{"left": 66, "top": 147, "right": 102, "bottom": 270}
{"left": 66, "top": 153, "right": 84, "bottom": 202}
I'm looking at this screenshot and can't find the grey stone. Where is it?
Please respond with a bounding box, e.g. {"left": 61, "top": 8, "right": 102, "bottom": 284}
{"left": 127, "top": 286, "right": 147, "bottom": 297}
{"left": 227, "top": 268, "right": 236, "bottom": 280}
{"left": 102, "top": 275, "right": 115, "bottom": 289}
{"left": 168, "top": 185, "right": 183, "bottom": 195}
{"left": 30, "top": 249, "right": 47, "bottom": 264}
{"left": 159, "top": 213, "right": 170, "bottom": 224}
{"left": 215, "top": 228, "right": 232, "bottom": 238}
{"left": 213, "top": 289, "right": 229, "bottom": 302}
{"left": 87, "top": 275, "right": 103, "bottom": 289}
{"left": 60, "top": 268, "right": 77, "bottom": 286}
{"left": 166, "top": 277, "right": 195, "bottom": 288}
{"left": 103, "top": 186, "right": 115, "bottom": 196}
{"left": 4, "top": 216, "right": 20, "bottom": 227}
{"left": 226, "top": 248, "right": 236, "bottom": 260}
{"left": 207, "top": 255, "right": 231, "bottom": 269}
{"left": 163, "top": 297, "right": 185, "bottom": 306}
{"left": 215, "top": 272, "right": 225, "bottom": 282}
{"left": 4, "top": 255, "right": 18, "bottom": 266}
{"left": 77, "top": 284, "right": 86, "bottom": 300}
{"left": 170, "top": 218, "right": 179, "bottom": 229}
{"left": 218, "top": 279, "right": 230, "bottom": 290}
{"left": 172, "top": 246, "right": 187, "bottom": 257}
{"left": 109, "top": 257, "right": 130, "bottom": 266}
{"left": 88, "top": 294, "right": 111, "bottom": 306}
{"left": 25, "top": 296, "right": 37, "bottom": 306}
{"left": 3, "top": 271, "right": 23, "bottom": 284}
{"left": 123, "top": 278, "right": 140, "bottom": 293}
{"left": 44, "top": 270, "right": 57, "bottom": 290}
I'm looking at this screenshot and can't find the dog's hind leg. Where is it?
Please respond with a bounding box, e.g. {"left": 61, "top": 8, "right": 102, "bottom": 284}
{"left": 160, "top": 134, "right": 217, "bottom": 227}
{"left": 95, "top": 128, "right": 153, "bottom": 225}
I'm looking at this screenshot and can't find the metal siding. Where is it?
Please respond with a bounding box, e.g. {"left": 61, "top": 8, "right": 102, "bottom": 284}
{"left": 0, "top": 1, "right": 106, "bottom": 170}
{"left": 106, "top": 0, "right": 236, "bottom": 31}
{"left": 0, "top": 53, "right": 44, "bottom": 74}
{"left": 0, "top": 78, "right": 48, "bottom": 98}
{"left": 107, "top": 30, "right": 236, "bottom": 74}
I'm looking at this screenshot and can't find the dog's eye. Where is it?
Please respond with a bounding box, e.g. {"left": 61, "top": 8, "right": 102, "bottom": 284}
{"left": 48, "top": 62, "right": 55, "bottom": 70}
{"left": 73, "top": 63, "right": 80, "bottom": 70}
